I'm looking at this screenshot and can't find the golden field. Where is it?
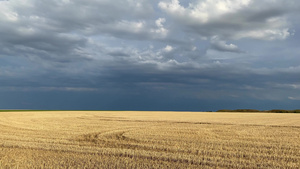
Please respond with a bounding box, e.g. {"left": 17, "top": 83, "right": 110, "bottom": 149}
{"left": 0, "top": 111, "right": 299, "bottom": 168}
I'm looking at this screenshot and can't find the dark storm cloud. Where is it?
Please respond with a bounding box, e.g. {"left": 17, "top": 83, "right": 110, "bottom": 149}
{"left": 0, "top": 0, "right": 300, "bottom": 110}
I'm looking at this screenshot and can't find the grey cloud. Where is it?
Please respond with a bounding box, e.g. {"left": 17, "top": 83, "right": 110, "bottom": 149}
{"left": 210, "top": 36, "right": 243, "bottom": 53}
{"left": 1, "top": 48, "right": 299, "bottom": 110}
{"left": 0, "top": 0, "right": 299, "bottom": 110}
{"left": 0, "top": 0, "right": 159, "bottom": 62}
{"left": 159, "top": 0, "right": 297, "bottom": 41}
{"left": 107, "top": 51, "right": 130, "bottom": 57}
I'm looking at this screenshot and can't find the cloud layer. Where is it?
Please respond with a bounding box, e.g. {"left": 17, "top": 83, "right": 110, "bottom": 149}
{"left": 0, "top": 0, "right": 300, "bottom": 110}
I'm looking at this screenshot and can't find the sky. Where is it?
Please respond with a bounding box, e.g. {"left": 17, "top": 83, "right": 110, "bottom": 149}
{"left": 0, "top": 0, "right": 299, "bottom": 111}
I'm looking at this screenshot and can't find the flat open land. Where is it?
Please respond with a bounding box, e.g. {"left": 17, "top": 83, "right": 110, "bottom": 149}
{"left": 0, "top": 111, "right": 299, "bottom": 168}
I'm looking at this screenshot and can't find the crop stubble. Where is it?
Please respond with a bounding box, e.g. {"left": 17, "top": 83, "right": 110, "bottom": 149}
{"left": 0, "top": 111, "right": 299, "bottom": 168}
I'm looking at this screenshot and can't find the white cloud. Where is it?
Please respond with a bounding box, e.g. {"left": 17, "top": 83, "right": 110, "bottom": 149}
{"left": 235, "top": 28, "right": 290, "bottom": 41}
{"left": 114, "top": 20, "right": 146, "bottom": 34}
{"left": 155, "top": 18, "right": 165, "bottom": 27}
{"left": 151, "top": 18, "right": 169, "bottom": 38}
{"left": 163, "top": 45, "right": 173, "bottom": 52}
{"left": 191, "top": 46, "right": 197, "bottom": 51}
{"left": 159, "top": 0, "right": 251, "bottom": 23}
{"left": 0, "top": 5, "right": 19, "bottom": 22}
{"left": 159, "top": 0, "right": 293, "bottom": 41}
{"left": 288, "top": 97, "right": 300, "bottom": 100}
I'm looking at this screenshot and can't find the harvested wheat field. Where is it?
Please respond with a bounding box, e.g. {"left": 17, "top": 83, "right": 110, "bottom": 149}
{"left": 0, "top": 111, "right": 299, "bottom": 168}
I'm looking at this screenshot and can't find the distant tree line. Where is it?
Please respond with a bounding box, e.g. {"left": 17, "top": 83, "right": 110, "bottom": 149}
{"left": 217, "top": 109, "right": 300, "bottom": 113}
